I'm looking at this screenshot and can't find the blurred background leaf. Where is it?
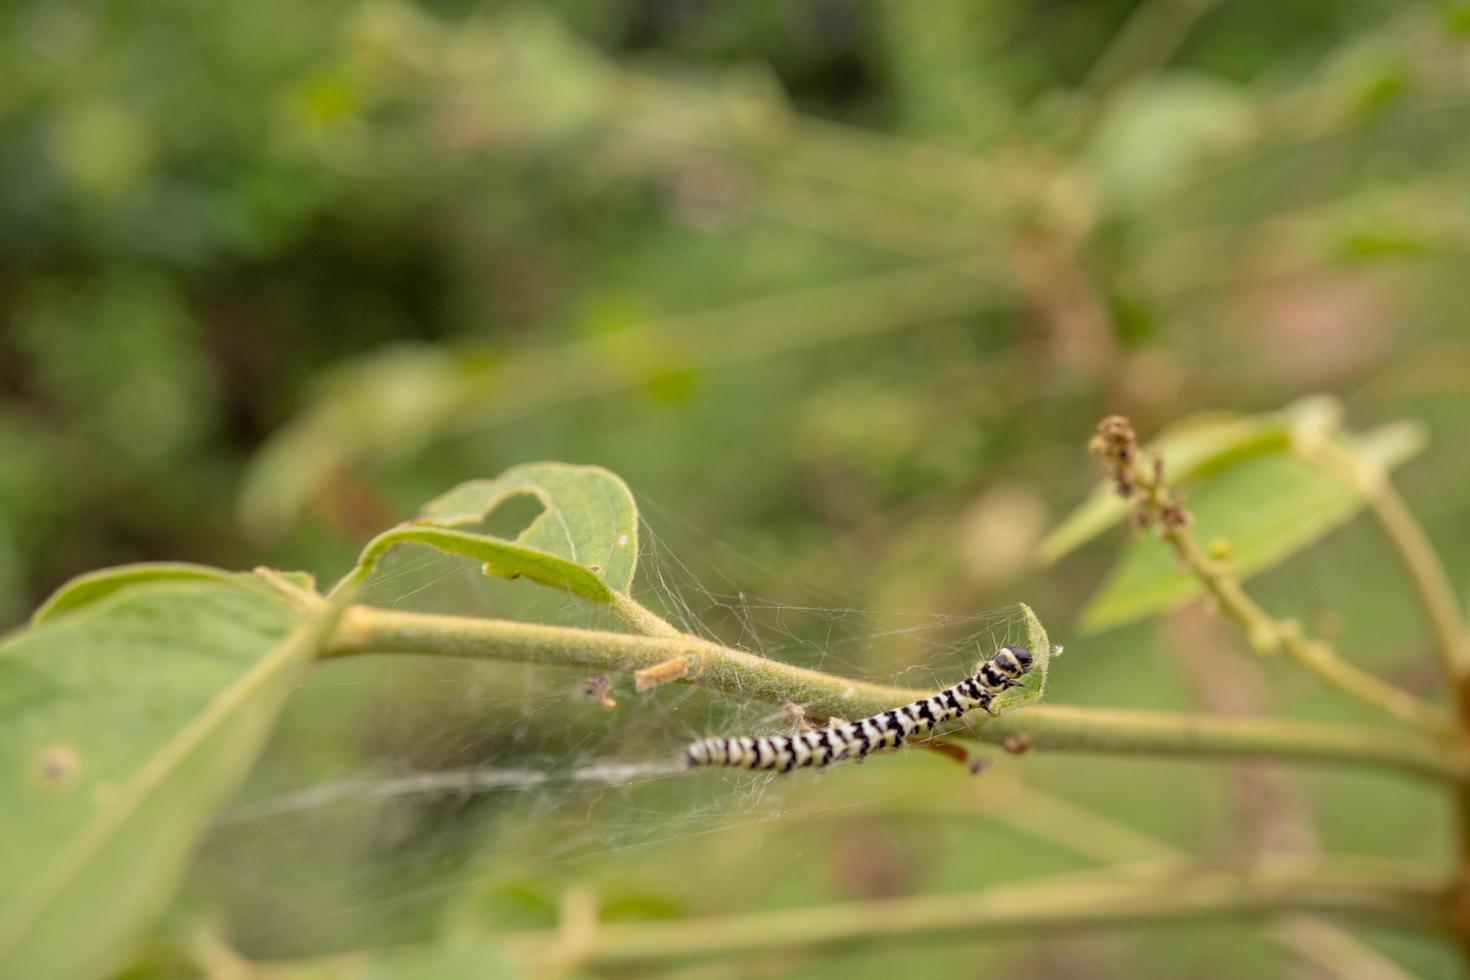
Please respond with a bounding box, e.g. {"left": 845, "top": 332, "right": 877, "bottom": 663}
{"left": 1076, "top": 417, "right": 1426, "bottom": 633}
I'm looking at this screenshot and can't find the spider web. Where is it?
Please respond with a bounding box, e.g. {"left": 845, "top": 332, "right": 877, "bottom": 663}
{"left": 193, "top": 500, "right": 1035, "bottom": 958}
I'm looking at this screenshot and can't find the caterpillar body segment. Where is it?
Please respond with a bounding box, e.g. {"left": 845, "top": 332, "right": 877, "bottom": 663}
{"left": 683, "top": 645, "right": 1033, "bottom": 773}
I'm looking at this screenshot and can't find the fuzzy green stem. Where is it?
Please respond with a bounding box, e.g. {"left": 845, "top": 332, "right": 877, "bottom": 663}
{"left": 1371, "top": 478, "right": 1470, "bottom": 690}
{"left": 1368, "top": 482, "right": 1470, "bottom": 716}
{"left": 509, "top": 863, "right": 1448, "bottom": 970}
{"left": 324, "top": 606, "right": 1470, "bottom": 782}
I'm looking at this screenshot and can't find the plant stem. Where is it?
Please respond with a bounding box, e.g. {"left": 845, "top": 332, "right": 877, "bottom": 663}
{"left": 1356, "top": 468, "right": 1468, "bottom": 704}
{"left": 325, "top": 606, "right": 1470, "bottom": 782}
{"left": 983, "top": 703, "right": 1463, "bottom": 781}
{"left": 507, "top": 863, "right": 1449, "bottom": 970}
{"left": 1090, "top": 417, "right": 1453, "bottom": 736}
{"left": 608, "top": 591, "right": 682, "bottom": 638}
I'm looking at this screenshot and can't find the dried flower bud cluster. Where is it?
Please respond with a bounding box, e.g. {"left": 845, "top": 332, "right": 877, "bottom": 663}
{"left": 1088, "top": 415, "right": 1139, "bottom": 497}
{"left": 1089, "top": 415, "right": 1191, "bottom": 533}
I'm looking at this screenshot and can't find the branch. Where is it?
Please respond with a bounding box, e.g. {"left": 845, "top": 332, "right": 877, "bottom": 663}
{"left": 1373, "top": 480, "right": 1470, "bottom": 694}
{"left": 1089, "top": 416, "right": 1454, "bottom": 736}
{"left": 325, "top": 606, "right": 1470, "bottom": 782}
{"left": 509, "top": 862, "right": 1449, "bottom": 971}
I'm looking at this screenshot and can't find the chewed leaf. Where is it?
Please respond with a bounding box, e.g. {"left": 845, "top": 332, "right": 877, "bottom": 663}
{"left": 992, "top": 603, "right": 1052, "bottom": 712}
{"left": 340, "top": 463, "right": 640, "bottom": 603}
{"left": 1037, "top": 402, "right": 1338, "bottom": 565}
{"left": 0, "top": 583, "right": 342, "bottom": 980}
{"left": 421, "top": 462, "right": 639, "bottom": 592}
{"left": 1078, "top": 422, "right": 1425, "bottom": 633}
{"left": 31, "top": 563, "right": 318, "bottom": 625}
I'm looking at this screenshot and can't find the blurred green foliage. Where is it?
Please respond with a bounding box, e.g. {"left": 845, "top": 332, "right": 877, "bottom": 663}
{"left": 5, "top": 0, "right": 1470, "bottom": 976}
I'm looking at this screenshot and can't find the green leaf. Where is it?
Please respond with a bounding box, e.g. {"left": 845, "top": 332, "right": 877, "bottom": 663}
{"left": 1078, "top": 422, "right": 1426, "bottom": 633}
{"left": 0, "top": 582, "right": 342, "bottom": 980}
{"left": 1038, "top": 398, "right": 1351, "bottom": 565}
{"left": 30, "top": 564, "right": 316, "bottom": 625}
{"left": 420, "top": 463, "right": 640, "bottom": 592}
{"left": 30, "top": 562, "right": 241, "bottom": 624}
{"left": 341, "top": 463, "right": 639, "bottom": 602}
{"left": 994, "top": 603, "right": 1054, "bottom": 713}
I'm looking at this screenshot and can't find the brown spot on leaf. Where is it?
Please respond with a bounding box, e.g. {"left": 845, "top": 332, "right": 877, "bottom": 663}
{"left": 33, "top": 744, "right": 81, "bottom": 788}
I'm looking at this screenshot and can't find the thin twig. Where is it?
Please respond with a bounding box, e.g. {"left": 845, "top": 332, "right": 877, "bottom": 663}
{"left": 246, "top": 861, "right": 1448, "bottom": 977}
{"left": 502, "top": 862, "right": 1448, "bottom": 970}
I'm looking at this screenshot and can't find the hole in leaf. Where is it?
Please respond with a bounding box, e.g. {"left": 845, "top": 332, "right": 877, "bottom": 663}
{"left": 469, "top": 492, "right": 546, "bottom": 540}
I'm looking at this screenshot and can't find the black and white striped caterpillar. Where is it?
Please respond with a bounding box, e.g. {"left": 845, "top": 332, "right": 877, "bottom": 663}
{"left": 682, "top": 645, "right": 1033, "bottom": 773}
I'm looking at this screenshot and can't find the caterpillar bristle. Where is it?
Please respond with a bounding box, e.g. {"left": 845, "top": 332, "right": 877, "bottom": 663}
{"left": 682, "top": 645, "right": 1034, "bottom": 774}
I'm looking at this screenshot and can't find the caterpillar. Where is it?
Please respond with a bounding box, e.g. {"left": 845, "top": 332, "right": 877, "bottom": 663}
{"left": 682, "top": 645, "right": 1032, "bottom": 773}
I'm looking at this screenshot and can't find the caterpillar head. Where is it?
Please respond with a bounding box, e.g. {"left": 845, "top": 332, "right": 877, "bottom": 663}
{"left": 1004, "top": 645, "right": 1033, "bottom": 670}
